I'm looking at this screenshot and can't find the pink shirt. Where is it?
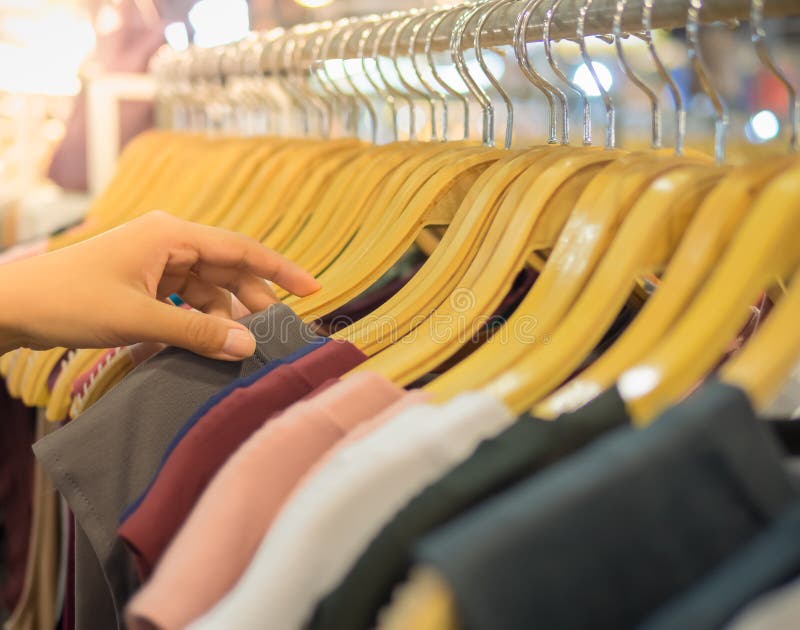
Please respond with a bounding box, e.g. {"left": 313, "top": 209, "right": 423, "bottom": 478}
{"left": 126, "top": 372, "right": 410, "bottom": 630}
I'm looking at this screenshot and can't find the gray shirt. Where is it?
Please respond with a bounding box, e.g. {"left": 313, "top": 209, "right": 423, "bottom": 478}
{"left": 34, "top": 304, "right": 319, "bottom": 630}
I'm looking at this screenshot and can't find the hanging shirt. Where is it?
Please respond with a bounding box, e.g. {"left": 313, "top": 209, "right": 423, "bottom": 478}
{"left": 188, "top": 391, "right": 514, "bottom": 630}
{"left": 126, "top": 372, "right": 408, "bottom": 630}
{"left": 33, "top": 304, "right": 320, "bottom": 630}
{"left": 310, "top": 387, "right": 630, "bottom": 630}
{"left": 117, "top": 339, "right": 367, "bottom": 580}
{"left": 642, "top": 500, "right": 800, "bottom": 630}
{"left": 411, "top": 381, "right": 800, "bottom": 630}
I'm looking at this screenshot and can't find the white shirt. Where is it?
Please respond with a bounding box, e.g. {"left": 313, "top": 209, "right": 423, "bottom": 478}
{"left": 188, "top": 391, "right": 513, "bottom": 630}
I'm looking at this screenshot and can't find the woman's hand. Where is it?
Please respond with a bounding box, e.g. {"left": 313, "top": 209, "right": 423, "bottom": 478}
{"left": 0, "top": 211, "right": 320, "bottom": 360}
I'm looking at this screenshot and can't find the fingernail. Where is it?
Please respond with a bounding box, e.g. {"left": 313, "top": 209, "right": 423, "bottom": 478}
{"left": 223, "top": 328, "right": 256, "bottom": 358}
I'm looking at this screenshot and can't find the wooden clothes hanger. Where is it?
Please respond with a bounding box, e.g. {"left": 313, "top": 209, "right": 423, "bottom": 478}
{"left": 608, "top": 0, "right": 800, "bottom": 424}
{"left": 425, "top": 0, "right": 714, "bottom": 400}
{"left": 282, "top": 6, "right": 509, "bottom": 318}
{"left": 534, "top": 155, "right": 795, "bottom": 418}
{"left": 619, "top": 160, "right": 800, "bottom": 424}
{"left": 343, "top": 0, "right": 623, "bottom": 365}
{"left": 269, "top": 12, "right": 485, "bottom": 295}
{"left": 218, "top": 28, "right": 373, "bottom": 237}
{"left": 535, "top": 0, "right": 800, "bottom": 417}
{"left": 720, "top": 268, "right": 800, "bottom": 411}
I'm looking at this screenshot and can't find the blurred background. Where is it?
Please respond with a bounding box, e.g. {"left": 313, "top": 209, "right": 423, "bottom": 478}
{"left": 0, "top": 0, "right": 797, "bottom": 247}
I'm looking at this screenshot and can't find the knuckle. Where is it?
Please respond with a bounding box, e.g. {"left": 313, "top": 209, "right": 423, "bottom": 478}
{"left": 184, "top": 315, "right": 222, "bottom": 352}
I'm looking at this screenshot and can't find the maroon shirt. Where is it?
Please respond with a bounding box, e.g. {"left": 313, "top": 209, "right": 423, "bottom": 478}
{"left": 117, "top": 340, "right": 367, "bottom": 579}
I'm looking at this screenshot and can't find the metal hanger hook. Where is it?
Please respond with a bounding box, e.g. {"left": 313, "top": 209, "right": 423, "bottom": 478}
{"left": 751, "top": 0, "right": 798, "bottom": 152}
{"left": 338, "top": 19, "right": 379, "bottom": 142}
{"left": 687, "top": 0, "right": 729, "bottom": 163}
{"left": 428, "top": 7, "right": 471, "bottom": 141}
{"left": 451, "top": 0, "right": 496, "bottom": 146}
{"left": 515, "top": 0, "right": 568, "bottom": 145}
{"left": 578, "top": 0, "right": 616, "bottom": 149}
{"left": 545, "top": 0, "right": 592, "bottom": 145}
{"left": 613, "top": 0, "right": 662, "bottom": 148}
{"left": 642, "top": 0, "right": 686, "bottom": 154}
{"left": 409, "top": 10, "right": 449, "bottom": 142}
{"left": 394, "top": 11, "right": 441, "bottom": 142}
{"left": 374, "top": 12, "right": 416, "bottom": 141}
{"left": 475, "top": 0, "right": 515, "bottom": 149}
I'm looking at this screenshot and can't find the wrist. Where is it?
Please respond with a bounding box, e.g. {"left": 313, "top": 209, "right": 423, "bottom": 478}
{"left": 0, "top": 264, "right": 32, "bottom": 354}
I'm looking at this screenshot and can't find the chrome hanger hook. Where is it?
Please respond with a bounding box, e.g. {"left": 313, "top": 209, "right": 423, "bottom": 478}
{"left": 614, "top": 0, "right": 661, "bottom": 148}
{"left": 409, "top": 10, "right": 449, "bottom": 142}
{"left": 339, "top": 19, "right": 379, "bottom": 143}
{"left": 374, "top": 13, "right": 416, "bottom": 140}
{"left": 476, "top": 0, "right": 515, "bottom": 149}
{"left": 260, "top": 30, "right": 296, "bottom": 136}
{"left": 320, "top": 20, "right": 360, "bottom": 137}
{"left": 515, "top": 0, "right": 567, "bottom": 145}
{"left": 751, "top": 0, "right": 798, "bottom": 152}
{"left": 578, "top": 0, "right": 615, "bottom": 148}
{"left": 642, "top": 0, "right": 686, "bottom": 154}
{"left": 428, "top": 7, "right": 471, "bottom": 141}
{"left": 451, "top": 0, "right": 496, "bottom": 146}
{"left": 545, "top": 0, "right": 592, "bottom": 145}
{"left": 307, "top": 28, "right": 336, "bottom": 139}
{"left": 357, "top": 16, "right": 399, "bottom": 142}
{"left": 394, "top": 11, "right": 439, "bottom": 142}
{"left": 687, "top": 0, "right": 728, "bottom": 163}
{"left": 288, "top": 27, "right": 328, "bottom": 137}
{"left": 277, "top": 30, "right": 313, "bottom": 136}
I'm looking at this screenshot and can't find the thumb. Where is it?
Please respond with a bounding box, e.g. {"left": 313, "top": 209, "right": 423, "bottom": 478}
{"left": 143, "top": 299, "right": 256, "bottom": 361}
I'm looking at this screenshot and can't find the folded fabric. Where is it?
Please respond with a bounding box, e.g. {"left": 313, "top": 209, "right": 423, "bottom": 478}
{"left": 118, "top": 339, "right": 367, "bottom": 580}
{"left": 311, "top": 387, "right": 630, "bottom": 630}
{"left": 189, "top": 391, "right": 513, "bottom": 630}
{"left": 642, "top": 501, "right": 800, "bottom": 630}
{"left": 126, "top": 372, "right": 407, "bottom": 630}
{"left": 413, "top": 381, "right": 799, "bottom": 630}
{"left": 33, "top": 305, "right": 320, "bottom": 630}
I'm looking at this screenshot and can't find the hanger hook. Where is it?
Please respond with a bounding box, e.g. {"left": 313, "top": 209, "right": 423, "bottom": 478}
{"left": 320, "top": 20, "right": 360, "bottom": 137}
{"left": 613, "top": 0, "right": 661, "bottom": 148}
{"left": 338, "top": 19, "right": 379, "bottom": 143}
{"left": 393, "top": 11, "right": 440, "bottom": 142}
{"left": 289, "top": 27, "right": 329, "bottom": 137}
{"left": 545, "top": 0, "right": 592, "bottom": 145}
{"left": 475, "top": 0, "right": 515, "bottom": 149}
{"left": 409, "top": 10, "right": 449, "bottom": 142}
{"left": 515, "top": 0, "right": 567, "bottom": 145}
{"left": 226, "top": 37, "right": 257, "bottom": 135}
{"left": 253, "top": 33, "right": 280, "bottom": 133}
{"left": 277, "top": 30, "right": 313, "bottom": 136}
{"left": 356, "top": 17, "right": 398, "bottom": 142}
{"left": 306, "top": 28, "right": 336, "bottom": 139}
{"left": 428, "top": 7, "right": 470, "bottom": 141}
{"left": 687, "top": 0, "right": 728, "bottom": 163}
{"left": 642, "top": 0, "right": 685, "bottom": 154}
{"left": 578, "top": 0, "right": 615, "bottom": 148}
{"left": 374, "top": 13, "right": 416, "bottom": 140}
{"left": 751, "top": 0, "right": 798, "bottom": 152}
{"left": 257, "top": 30, "right": 286, "bottom": 135}
{"left": 451, "top": 1, "right": 495, "bottom": 146}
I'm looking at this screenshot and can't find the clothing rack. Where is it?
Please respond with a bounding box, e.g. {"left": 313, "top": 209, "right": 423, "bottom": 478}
{"left": 333, "top": 0, "right": 800, "bottom": 58}
{"left": 153, "top": 0, "right": 800, "bottom": 79}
